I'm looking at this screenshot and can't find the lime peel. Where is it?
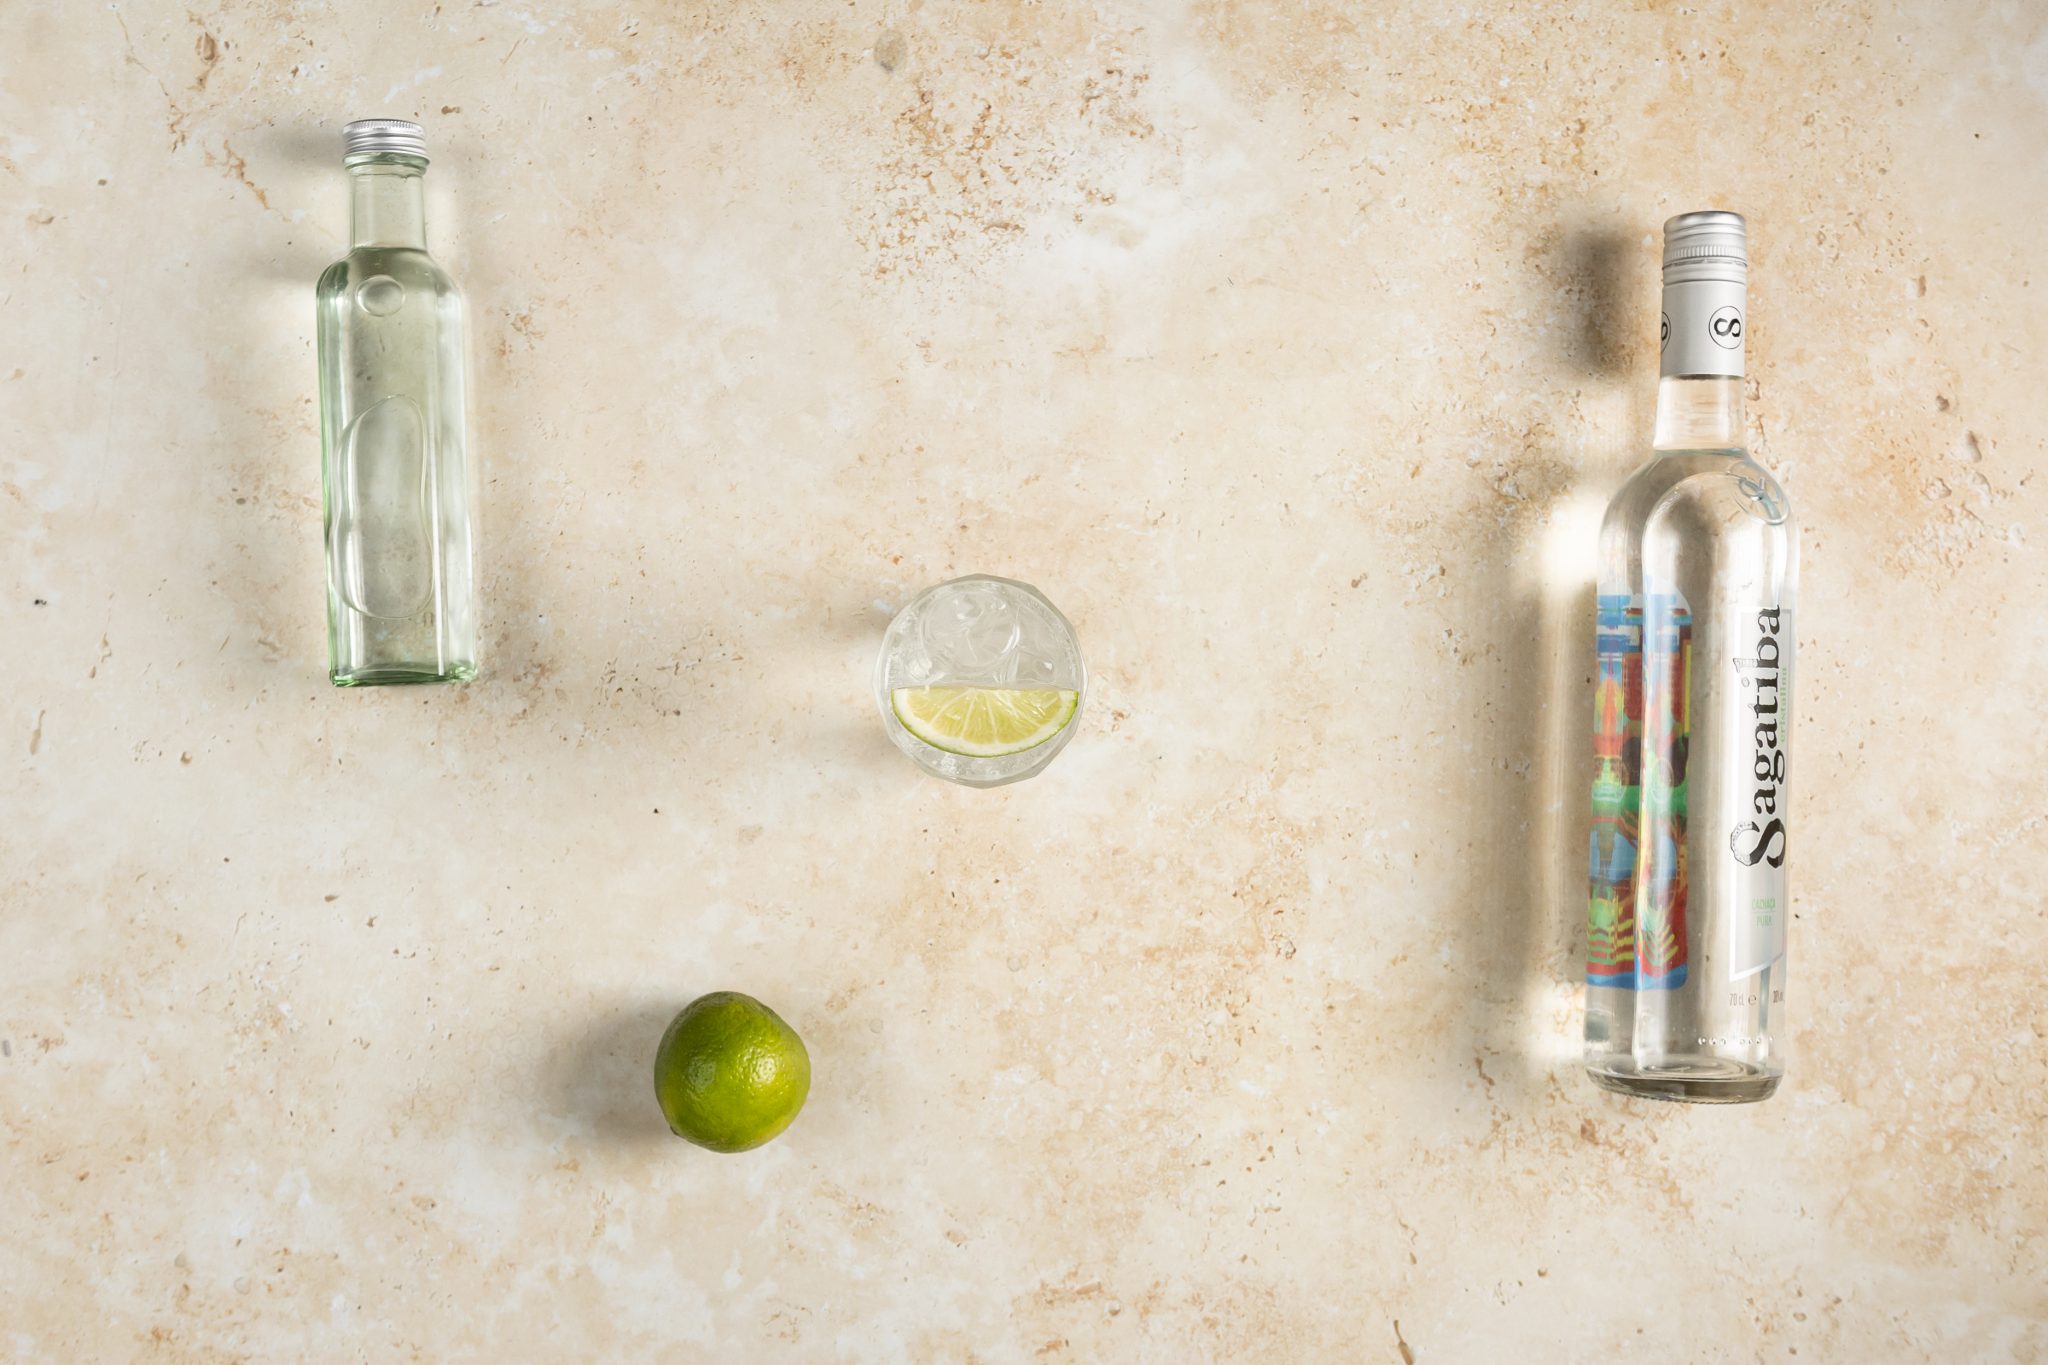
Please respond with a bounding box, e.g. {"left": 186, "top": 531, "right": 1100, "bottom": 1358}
{"left": 654, "top": 992, "right": 811, "bottom": 1154}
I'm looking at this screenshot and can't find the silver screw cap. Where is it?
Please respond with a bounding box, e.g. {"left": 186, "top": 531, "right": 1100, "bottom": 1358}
{"left": 1663, "top": 210, "right": 1746, "bottom": 283}
{"left": 343, "top": 119, "right": 428, "bottom": 163}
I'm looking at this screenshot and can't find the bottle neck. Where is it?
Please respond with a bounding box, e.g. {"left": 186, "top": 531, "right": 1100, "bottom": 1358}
{"left": 1654, "top": 271, "right": 1747, "bottom": 453}
{"left": 348, "top": 158, "right": 428, "bottom": 250}
{"left": 1652, "top": 375, "right": 1746, "bottom": 454}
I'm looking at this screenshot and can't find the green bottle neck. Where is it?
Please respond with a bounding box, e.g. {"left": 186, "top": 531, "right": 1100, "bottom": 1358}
{"left": 348, "top": 157, "right": 428, "bottom": 250}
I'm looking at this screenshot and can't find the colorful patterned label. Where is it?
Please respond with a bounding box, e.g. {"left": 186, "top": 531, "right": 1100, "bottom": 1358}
{"left": 1588, "top": 593, "right": 1693, "bottom": 989}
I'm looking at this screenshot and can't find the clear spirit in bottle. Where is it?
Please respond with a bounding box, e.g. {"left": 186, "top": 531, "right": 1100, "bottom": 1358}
{"left": 316, "top": 120, "right": 478, "bottom": 685}
{"left": 1584, "top": 211, "right": 1798, "bottom": 1103}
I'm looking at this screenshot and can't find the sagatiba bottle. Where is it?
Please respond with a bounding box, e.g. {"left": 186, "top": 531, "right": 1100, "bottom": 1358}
{"left": 1584, "top": 211, "right": 1797, "bottom": 1104}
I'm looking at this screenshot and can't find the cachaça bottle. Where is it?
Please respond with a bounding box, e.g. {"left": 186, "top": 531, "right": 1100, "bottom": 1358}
{"left": 1584, "top": 211, "right": 1797, "bottom": 1103}
{"left": 316, "top": 119, "right": 478, "bottom": 685}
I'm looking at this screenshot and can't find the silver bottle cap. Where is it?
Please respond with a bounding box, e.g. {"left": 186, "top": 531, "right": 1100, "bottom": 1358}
{"left": 343, "top": 119, "right": 428, "bottom": 163}
{"left": 1660, "top": 210, "right": 1746, "bottom": 377}
{"left": 1662, "top": 210, "right": 1746, "bottom": 284}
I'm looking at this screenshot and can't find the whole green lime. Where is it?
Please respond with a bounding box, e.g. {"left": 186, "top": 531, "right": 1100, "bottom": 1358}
{"left": 654, "top": 992, "right": 811, "bottom": 1153}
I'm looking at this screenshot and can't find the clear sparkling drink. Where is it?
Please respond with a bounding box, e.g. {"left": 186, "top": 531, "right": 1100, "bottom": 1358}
{"left": 875, "top": 575, "right": 1086, "bottom": 787}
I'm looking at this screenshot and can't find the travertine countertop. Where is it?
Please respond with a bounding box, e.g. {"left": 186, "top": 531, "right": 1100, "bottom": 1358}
{"left": 4, "top": 2, "right": 2045, "bottom": 1359}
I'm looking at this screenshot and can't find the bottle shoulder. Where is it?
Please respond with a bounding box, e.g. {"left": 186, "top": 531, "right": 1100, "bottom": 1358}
{"left": 318, "top": 247, "right": 461, "bottom": 298}
{"left": 1603, "top": 451, "right": 1797, "bottom": 539}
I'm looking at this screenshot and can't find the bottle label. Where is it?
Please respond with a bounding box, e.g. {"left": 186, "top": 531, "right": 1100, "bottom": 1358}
{"left": 1661, "top": 279, "right": 1746, "bottom": 379}
{"left": 1588, "top": 592, "right": 1693, "bottom": 989}
{"left": 1726, "top": 606, "right": 1789, "bottom": 980}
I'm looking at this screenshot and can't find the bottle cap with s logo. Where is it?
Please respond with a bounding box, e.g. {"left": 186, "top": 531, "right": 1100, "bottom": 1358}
{"left": 1660, "top": 209, "right": 1746, "bottom": 379}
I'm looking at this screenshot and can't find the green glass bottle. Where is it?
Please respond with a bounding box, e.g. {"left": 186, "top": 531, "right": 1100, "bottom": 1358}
{"left": 316, "top": 119, "right": 478, "bottom": 685}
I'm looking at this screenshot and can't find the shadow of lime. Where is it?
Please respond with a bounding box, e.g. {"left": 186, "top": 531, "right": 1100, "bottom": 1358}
{"left": 544, "top": 998, "right": 683, "bottom": 1147}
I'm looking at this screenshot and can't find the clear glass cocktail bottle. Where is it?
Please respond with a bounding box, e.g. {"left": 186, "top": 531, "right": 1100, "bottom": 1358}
{"left": 875, "top": 575, "right": 1086, "bottom": 787}
{"left": 1583, "top": 211, "right": 1799, "bottom": 1103}
{"left": 316, "top": 119, "right": 478, "bottom": 685}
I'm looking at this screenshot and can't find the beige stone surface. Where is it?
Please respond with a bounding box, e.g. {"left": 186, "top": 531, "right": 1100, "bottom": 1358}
{"left": 4, "top": 0, "right": 2046, "bottom": 1359}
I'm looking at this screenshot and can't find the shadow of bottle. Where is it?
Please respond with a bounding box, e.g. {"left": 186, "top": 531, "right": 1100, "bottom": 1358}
{"left": 180, "top": 122, "right": 351, "bottom": 688}
{"left": 1453, "top": 225, "right": 1638, "bottom": 1108}
{"left": 242, "top": 122, "right": 350, "bottom": 280}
